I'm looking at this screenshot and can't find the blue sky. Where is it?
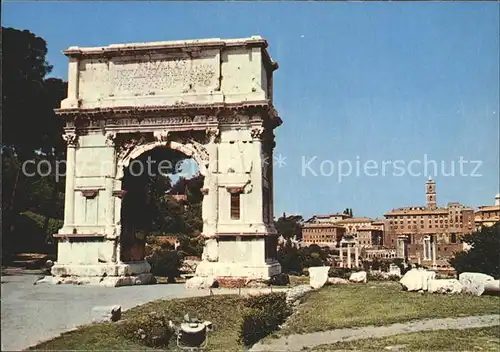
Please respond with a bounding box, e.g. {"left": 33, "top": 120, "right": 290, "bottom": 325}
{"left": 3, "top": 2, "right": 499, "bottom": 219}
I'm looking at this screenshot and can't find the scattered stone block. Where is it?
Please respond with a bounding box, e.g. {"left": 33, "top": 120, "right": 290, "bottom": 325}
{"left": 459, "top": 272, "right": 495, "bottom": 283}
{"left": 309, "top": 266, "right": 330, "bottom": 289}
{"left": 459, "top": 272, "right": 496, "bottom": 296}
{"left": 349, "top": 271, "right": 367, "bottom": 283}
{"left": 327, "top": 277, "right": 350, "bottom": 285}
{"left": 428, "top": 279, "right": 462, "bottom": 294}
{"left": 399, "top": 268, "right": 436, "bottom": 292}
{"left": 185, "top": 276, "right": 216, "bottom": 289}
{"left": 91, "top": 305, "right": 121, "bottom": 323}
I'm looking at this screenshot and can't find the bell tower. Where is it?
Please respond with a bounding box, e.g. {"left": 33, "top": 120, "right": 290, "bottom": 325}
{"left": 426, "top": 177, "right": 437, "bottom": 209}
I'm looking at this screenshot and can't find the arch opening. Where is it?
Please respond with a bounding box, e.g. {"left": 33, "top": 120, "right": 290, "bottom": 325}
{"left": 119, "top": 145, "right": 205, "bottom": 265}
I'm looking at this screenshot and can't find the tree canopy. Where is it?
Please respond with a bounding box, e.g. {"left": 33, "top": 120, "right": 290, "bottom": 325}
{"left": 2, "top": 27, "right": 69, "bottom": 258}
{"left": 449, "top": 224, "right": 500, "bottom": 279}
{"left": 274, "top": 213, "right": 303, "bottom": 240}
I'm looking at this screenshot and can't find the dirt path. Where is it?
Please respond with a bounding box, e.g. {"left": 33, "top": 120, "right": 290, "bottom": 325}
{"left": 250, "top": 314, "right": 500, "bottom": 351}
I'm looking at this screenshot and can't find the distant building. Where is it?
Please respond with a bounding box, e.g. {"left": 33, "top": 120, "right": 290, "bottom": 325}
{"left": 384, "top": 178, "right": 474, "bottom": 267}
{"left": 306, "top": 213, "right": 352, "bottom": 223}
{"left": 357, "top": 227, "right": 384, "bottom": 248}
{"left": 335, "top": 217, "right": 374, "bottom": 237}
{"left": 301, "top": 223, "right": 345, "bottom": 246}
{"left": 365, "top": 248, "right": 397, "bottom": 260}
{"left": 303, "top": 212, "right": 376, "bottom": 247}
{"left": 475, "top": 194, "right": 500, "bottom": 230}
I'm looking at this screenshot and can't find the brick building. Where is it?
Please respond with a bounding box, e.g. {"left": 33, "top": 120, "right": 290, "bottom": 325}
{"left": 335, "top": 217, "right": 374, "bottom": 236}
{"left": 384, "top": 178, "right": 474, "bottom": 266}
{"left": 357, "top": 227, "right": 384, "bottom": 248}
{"left": 474, "top": 194, "right": 500, "bottom": 230}
{"left": 301, "top": 223, "right": 346, "bottom": 246}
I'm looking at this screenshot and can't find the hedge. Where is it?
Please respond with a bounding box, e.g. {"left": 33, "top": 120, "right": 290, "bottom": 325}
{"left": 240, "top": 292, "right": 292, "bottom": 346}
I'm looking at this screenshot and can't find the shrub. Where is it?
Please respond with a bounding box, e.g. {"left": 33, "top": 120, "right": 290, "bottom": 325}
{"left": 240, "top": 308, "right": 270, "bottom": 345}
{"left": 450, "top": 224, "right": 500, "bottom": 279}
{"left": 119, "top": 311, "right": 174, "bottom": 347}
{"left": 146, "top": 247, "right": 183, "bottom": 282}
{"left": 269, "top": 273, "right": 290, "bottom": 286}
{"left": 366, "top": 272, "right": 401, "bottom": 282}
{"left": 392, "top": 258, "right": 413, "bottom": 276}
{"left": 387, "top": 274, "right": 401, "bottom": 281}
{"left": 367, "top": 272, "right": 386, "bottom": 281}
{"left": 240, "top": 292, "right": 292, "bottom": 346}
{"left": 328, "top": 267, "right": 354, "bottom": 279}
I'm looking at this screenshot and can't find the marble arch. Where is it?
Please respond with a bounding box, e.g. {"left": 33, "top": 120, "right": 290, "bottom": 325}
{"left": 50, "top": 37, "right": 282, "bottom": 286}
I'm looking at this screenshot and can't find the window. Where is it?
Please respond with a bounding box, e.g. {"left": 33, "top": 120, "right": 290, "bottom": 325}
{"left": 451, "top": 233, "right": 457, "bottom": 243}
{"left": 230, "top": 193, "right": 241, "bottom": 220}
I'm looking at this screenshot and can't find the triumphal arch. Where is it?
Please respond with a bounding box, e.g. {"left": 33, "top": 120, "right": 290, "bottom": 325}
{"left": 51, "top": 36, "right": 282, "bottom": 286}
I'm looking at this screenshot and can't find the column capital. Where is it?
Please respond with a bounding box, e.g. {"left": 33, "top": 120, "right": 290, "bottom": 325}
{"left": 250, "top": 126, "right": 265, "bottom": 140}
{"left": 105, "top": 132, "right": 117, "bottom": 146}
{"left": 63, "top": 132, "right": 78, "bottom": 147}
{"left": 206, "top": 127, "right": 220, "bottom": 143}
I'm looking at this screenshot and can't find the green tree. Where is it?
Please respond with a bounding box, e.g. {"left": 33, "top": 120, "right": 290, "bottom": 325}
{"left": 449, "top": 224, "right": 500, "bottom": 279}
{"left": 277, "top": 240, "right": 302, "bottom": 274}
{"left": 2, "top": 27, "right": 56, "bottom": 158}
{"left": 275, "top": 213, "right": 303, "bottom": 240}
{"left": 2, "top": 27, "right": 68, "bottom": 258}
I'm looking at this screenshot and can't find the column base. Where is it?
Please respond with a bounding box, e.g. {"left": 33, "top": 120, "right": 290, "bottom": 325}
{"left": 48, "top": 260, "right": 152, "bottom": 287}
{"left": 36, "top": 273, "right": 154, "bottom": 287}
{"left": 194, "top": 260, "right": 281, "bottom": 280}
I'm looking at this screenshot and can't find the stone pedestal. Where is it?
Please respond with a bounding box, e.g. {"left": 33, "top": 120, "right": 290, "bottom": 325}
{"left": 195, "top": 261, "right": 281, "bottom": 280}
{"left": 196, "top": 236, "right": 281, "bottom": 280}
{"left": 50, "top": 259, "right": 153, "bottom": 287}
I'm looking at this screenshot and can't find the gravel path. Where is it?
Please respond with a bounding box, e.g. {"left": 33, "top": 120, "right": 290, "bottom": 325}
{"left": 250, "top": 314, "right": 500, "bottom": 352}
{"left": 1, "top": 274, "right": 212, "bottom": 351}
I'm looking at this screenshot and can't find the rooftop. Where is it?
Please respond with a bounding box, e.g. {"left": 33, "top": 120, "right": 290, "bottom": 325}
{"left": 476, "top": 205, "right": 500, "bottom": 212}
{"left": 302, "top": 223, "right": 345, "bottom": 229}
{"left": 336, "top": 217, "right": 373, "bottom": 223}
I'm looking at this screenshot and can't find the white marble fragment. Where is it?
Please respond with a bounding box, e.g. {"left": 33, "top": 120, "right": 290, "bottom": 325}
{"left": 309, "top": 266, "right": 330, "bottom": 289}
{"left": 428, "top": 279, "right": 462, "bottom": 294}
{"left": 399, "top": 268, "right": 436, "bottom": 292}
{"left": 349, "top": 271, "right": 367, "bottom": 283}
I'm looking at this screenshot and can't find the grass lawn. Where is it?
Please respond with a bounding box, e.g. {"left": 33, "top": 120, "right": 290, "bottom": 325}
{"left": 31, "top": 295, "right": 249, "bottom": 351}
{"left": 29, "top": 281, "right": 500, "bottom": 351}
{"left": 289, "top": 275, "right": 310, "bottom": 286}
{"left": 277, "top": 281, "right": 500, "bottom": 336}
{"left": 310, "top": 326, "right": 500, "bottom": 351}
